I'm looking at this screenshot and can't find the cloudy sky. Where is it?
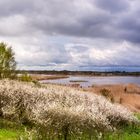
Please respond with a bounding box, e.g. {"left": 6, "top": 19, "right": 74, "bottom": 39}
{"left": 0, "top": 0, "right": 140, "bottom": 71}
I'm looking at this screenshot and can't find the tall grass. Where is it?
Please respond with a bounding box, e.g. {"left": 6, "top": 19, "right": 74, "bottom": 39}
{"left": 0, "top": 80, "right": 139, "bottom": 139}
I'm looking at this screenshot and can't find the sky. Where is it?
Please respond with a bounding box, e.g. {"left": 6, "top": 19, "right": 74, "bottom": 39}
{"left": 0, "top": 0, "right": 140, "bottom": 71}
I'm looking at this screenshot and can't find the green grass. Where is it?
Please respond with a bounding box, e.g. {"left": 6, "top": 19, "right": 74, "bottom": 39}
{"left": 135, "top": 113, "right": 140, "bottom": 120}
{"left": 0, "top": 118, "right": 33, "bottom": 140}
{"left": 105, "top": 125, "right": 140, "bottom": 140}
{"left": 0, "top": 115, "right": 140, "bottom": 140}
{"left": 0, "top": 129, "right": 19, "bottom": 140}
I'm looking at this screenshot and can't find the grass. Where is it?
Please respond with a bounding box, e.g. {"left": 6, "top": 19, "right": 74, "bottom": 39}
{"left": 0, "top": 113, "right": 140, "bottom": 140}
{"left": 0, "top": 127, "right": 139, "bottom": 140}
{"left": 30, "top": 74, "right": 69, "bottom": 81}
{"left": 0, "top": 129, "right": 19, "bottom": 140}
{"left": 0, "top": 118, "right": 36, "bottom": 140}
{"left": 135, "top": 113, "right": 140, "bottom": 120}
{"left": 0, "top": 116, "right": 140, "bottom": 140}
{"left": 69, "top": 80, "right": 88, "bottom": 83}
{"left": 86, "top": 84, "right": 140, "bottom": 112}
{"left": 0, "top": 119, "right": 23, "bottom": 140}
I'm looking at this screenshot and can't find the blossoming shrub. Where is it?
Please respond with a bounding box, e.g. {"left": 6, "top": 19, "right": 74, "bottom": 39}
{"left": 0, "top": 80, "right": 139, "bottom": 139}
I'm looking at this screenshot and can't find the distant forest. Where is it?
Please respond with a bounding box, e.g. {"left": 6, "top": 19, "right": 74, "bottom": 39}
{"left": 17, "top": 70, "right": 140, "bottom": 76}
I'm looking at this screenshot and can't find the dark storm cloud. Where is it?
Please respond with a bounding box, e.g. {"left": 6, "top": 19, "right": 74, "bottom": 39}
{"left": 30, "top": 0, "right": 114, "bottom": 38}
{"left": 115, "top": 11, "right": 140, "bottom": 43}
{"left": 0, "top": 0, "right": 140, "bottom": 43}
{"left": 0, "top": 0, "right": 35, "bottom": 17}
{"left": 0, "top": 0, "right": 140, "bottom": 69}
{"left": 27, "top": 0, "right": 140, "bottom": 44}
{"left": 94, "top": 0, "right": 130, "bottom": 13}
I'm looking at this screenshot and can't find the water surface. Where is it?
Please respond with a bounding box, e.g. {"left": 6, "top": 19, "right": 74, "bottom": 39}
{"left": 41, "top": 76, "right": 140, "bottom": 87}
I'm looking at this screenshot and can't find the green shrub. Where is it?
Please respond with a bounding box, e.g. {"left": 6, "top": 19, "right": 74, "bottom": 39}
{"left": 100, "top": 88, "right": 114, "bottom": 103}
{"left": 19, "top": 73, "right": 32, "bottom": 82}
{"left": 100, "top": 88, "right": 111, "bottom": 97}
{"left": 0, "top": 42, "right": 17, "bottom": 79}
{"left": 32, "top": 80, "right": 41, "bottom": 87}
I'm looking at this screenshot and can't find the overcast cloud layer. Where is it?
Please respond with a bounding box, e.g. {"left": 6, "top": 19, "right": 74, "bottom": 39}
{"left": 0, "top": 0, "right": 140, "bottom": 70}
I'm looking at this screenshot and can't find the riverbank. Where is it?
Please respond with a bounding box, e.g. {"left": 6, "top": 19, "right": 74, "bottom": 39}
{"left": 82, "top": 84, "right": 140, "bottom": 113}
{"left": 30, "top": 74, "right": 69, "bottom": 81}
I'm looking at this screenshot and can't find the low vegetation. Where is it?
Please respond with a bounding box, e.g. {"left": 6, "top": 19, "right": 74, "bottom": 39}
{"left": 1, "top": 116, "right": 140, "bottom": 140}
{"left": 19, "top": 72, "right": 33, "bottom": 82}
{"left": 30, "top": 74, "right": 69, "bottom": 81}
{"left": 87, "top": 84, "right": 140, "bottom": 112}
{"left": 0, "top": 80, "right": 139, "bottom": 139}
{"left": 100, "top": 88, "right": 114, "bottom": 103}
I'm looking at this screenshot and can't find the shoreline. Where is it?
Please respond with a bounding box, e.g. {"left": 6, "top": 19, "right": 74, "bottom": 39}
{"left": 30, "top": 74, "right": 69, "bottom": 81}
{"left": 18, "top": 70, "right": 140, "bottom": 77}
{"left": 30, "top": 73, "right": 140, "bottom": 81}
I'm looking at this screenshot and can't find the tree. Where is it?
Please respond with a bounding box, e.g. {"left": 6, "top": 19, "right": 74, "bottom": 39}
{"left": 0, "top": 42, "right": 16, "bottom": 79}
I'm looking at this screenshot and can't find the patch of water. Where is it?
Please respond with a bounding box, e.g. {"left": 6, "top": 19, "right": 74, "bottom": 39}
{"left": 41, "top": 76, "right": 140, "bottom": 87}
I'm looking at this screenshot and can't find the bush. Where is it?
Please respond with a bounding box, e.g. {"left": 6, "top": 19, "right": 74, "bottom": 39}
{"left": 0, "top": 80, "right": 139, "bottom": 139}
{"left": 19, "top": 73, "right": 32, "bottom": 82}
{"left": 100, "top": 88, "right": 114, "bottom": 103}
{"left": 100, "top": 88, "right": 111, "bottom": 97}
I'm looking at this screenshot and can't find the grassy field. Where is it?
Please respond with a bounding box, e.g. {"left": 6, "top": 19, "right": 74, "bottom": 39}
{"left": 0, "top": 118, "right": 140, "bottom": 140}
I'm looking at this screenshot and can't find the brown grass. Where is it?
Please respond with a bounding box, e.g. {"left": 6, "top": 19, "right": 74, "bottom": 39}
{"left": 69, "top": 80, "right": 88, "bottom": 83}
{"left": 30, "top": 74, "right": 69, "bottom": 81}
{"left": 84, "top": 84, "right": 140, "bottom": 113}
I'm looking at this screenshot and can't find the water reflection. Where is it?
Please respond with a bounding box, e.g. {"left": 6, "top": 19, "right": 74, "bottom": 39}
{"left": 41, "top": 76, "right": 140, "bottom": 87}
